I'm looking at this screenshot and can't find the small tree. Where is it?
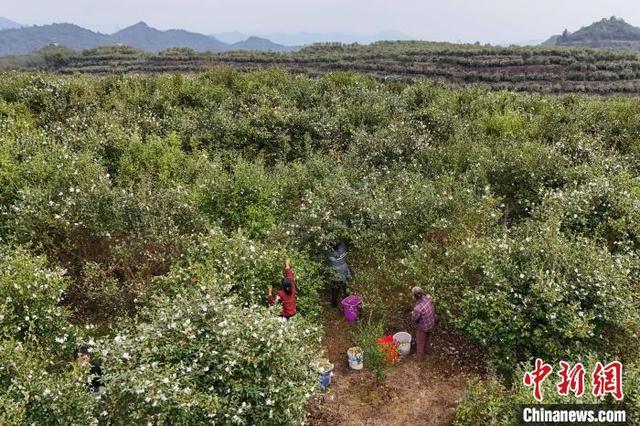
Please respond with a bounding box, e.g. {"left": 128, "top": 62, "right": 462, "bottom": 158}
{"left": 353, "top": 320, "right": 396, "bottom": 382}
{"left": 0, "top": 247, "right": 76, "bottom": 350}
{"left": 98, "top": 287, "right": 322, "bottom": 424}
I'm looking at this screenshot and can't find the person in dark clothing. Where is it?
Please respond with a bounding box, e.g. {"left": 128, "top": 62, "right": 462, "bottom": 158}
{"left": 268, "top": 258, "right": 297, "bottom": 319}
{"left": 73, "top": 346, "right": 103, "bottom": 392}
{"left": 326, "top": 241, "right": 351, "bottom": 308}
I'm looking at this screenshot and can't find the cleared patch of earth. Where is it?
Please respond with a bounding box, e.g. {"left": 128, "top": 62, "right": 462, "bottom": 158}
{"left": 308, "top": 309, "right": 486, "bottom": 425}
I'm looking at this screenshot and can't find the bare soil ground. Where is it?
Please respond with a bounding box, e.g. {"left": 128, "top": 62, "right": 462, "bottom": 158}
{"left": 308, "top": 309, "right": 487, "bottom": 426}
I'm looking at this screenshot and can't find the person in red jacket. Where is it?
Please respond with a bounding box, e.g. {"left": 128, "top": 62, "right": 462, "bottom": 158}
{"left": 268, "top": 258, "right": 296, "bottom": 319}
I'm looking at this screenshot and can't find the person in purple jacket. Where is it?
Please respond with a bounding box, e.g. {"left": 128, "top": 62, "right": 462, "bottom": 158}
{"left": 411, "top": 287, "right": 436, "bottom": 361}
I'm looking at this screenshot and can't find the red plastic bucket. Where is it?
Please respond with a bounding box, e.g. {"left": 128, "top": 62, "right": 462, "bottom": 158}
{"left": 341, "top": 295, "right": 362, "bottom": 321}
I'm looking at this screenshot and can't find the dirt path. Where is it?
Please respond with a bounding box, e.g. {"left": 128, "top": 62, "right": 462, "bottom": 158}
{"left": 308, "top": 309, "right": 486, "bottom": 425}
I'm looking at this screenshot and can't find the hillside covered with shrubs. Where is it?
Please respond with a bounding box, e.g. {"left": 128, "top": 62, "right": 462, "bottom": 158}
{"left": 4, "top": 41, "right": 640, "bottom": 95}
{"left": 544, "top": 17, "right": 640, "bottom": 50}
{"left": 0, "top": 69, "right": 638, "bottom": 424}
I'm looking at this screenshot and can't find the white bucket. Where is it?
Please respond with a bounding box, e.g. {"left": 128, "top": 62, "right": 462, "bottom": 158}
{"left": 393, "top": 332, "right": 412, "bottom": 357}
{"left": 347, "top": 347, "right": 363, "bottom": 370}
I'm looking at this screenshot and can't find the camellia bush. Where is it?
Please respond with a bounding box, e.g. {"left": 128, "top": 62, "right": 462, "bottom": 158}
{"left": 0, "top": 247, "right": 76, "bottom": 348}
{"left": 628, "top": 363, "right": 640, "bottom": 425}
{"left": 403, "top": 222, "right": 639, "bottom": 374}
{"left": 0, "top": 69, "right": 639, "bottom": 423}
{"left": 1, "top": 137, "right": 210, "bottom": 318}
{"left": 536, "top": 172, "right": 640, "bottom": 254}
{"left": 0, "top": 341, "right": 98, "bottom": 425}
{"left": 155, "top": 228, "right": 325, "bottom": 319}
{"left": 97, "top": 287, "right": 322, "bottom": 425}
{"left": 453, "top": 376, "right": 515, "bottom": 426}
{"left": 0, "top": 248, "right": 98, "bottom": 424}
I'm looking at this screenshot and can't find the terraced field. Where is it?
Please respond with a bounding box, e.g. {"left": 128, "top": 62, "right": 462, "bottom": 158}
{"left": 3, "top": 41, "right": 640, "bottom": 94}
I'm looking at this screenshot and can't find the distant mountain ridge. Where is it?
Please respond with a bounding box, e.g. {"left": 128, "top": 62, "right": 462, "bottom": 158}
{"left": 543, "top": 17, "right": 640, "bottom": 50}
{"left": 0, "top": 23, "right": 110, "bottom": 55}
{"left": 0, "top": 17, "right": 21, "bottom": 30}
{"left": 0, "top": 20, "right": 297, "bottom": 56}
{"left": 111, "top": 22, "right": 228, "bottom": 52}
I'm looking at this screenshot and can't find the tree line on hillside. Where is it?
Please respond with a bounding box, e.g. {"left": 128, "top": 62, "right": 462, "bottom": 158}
{"left": 2, "top": 41, "right": 640, "bottom": 95}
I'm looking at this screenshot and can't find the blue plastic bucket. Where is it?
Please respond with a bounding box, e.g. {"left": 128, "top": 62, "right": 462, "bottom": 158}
{"left": 319, "top": 366, "right": 334, "bottom": 390}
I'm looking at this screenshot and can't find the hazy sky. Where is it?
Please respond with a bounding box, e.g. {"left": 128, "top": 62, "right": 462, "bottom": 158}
{"left": 4, "top": 0, "right": 640, "bottom": 44}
